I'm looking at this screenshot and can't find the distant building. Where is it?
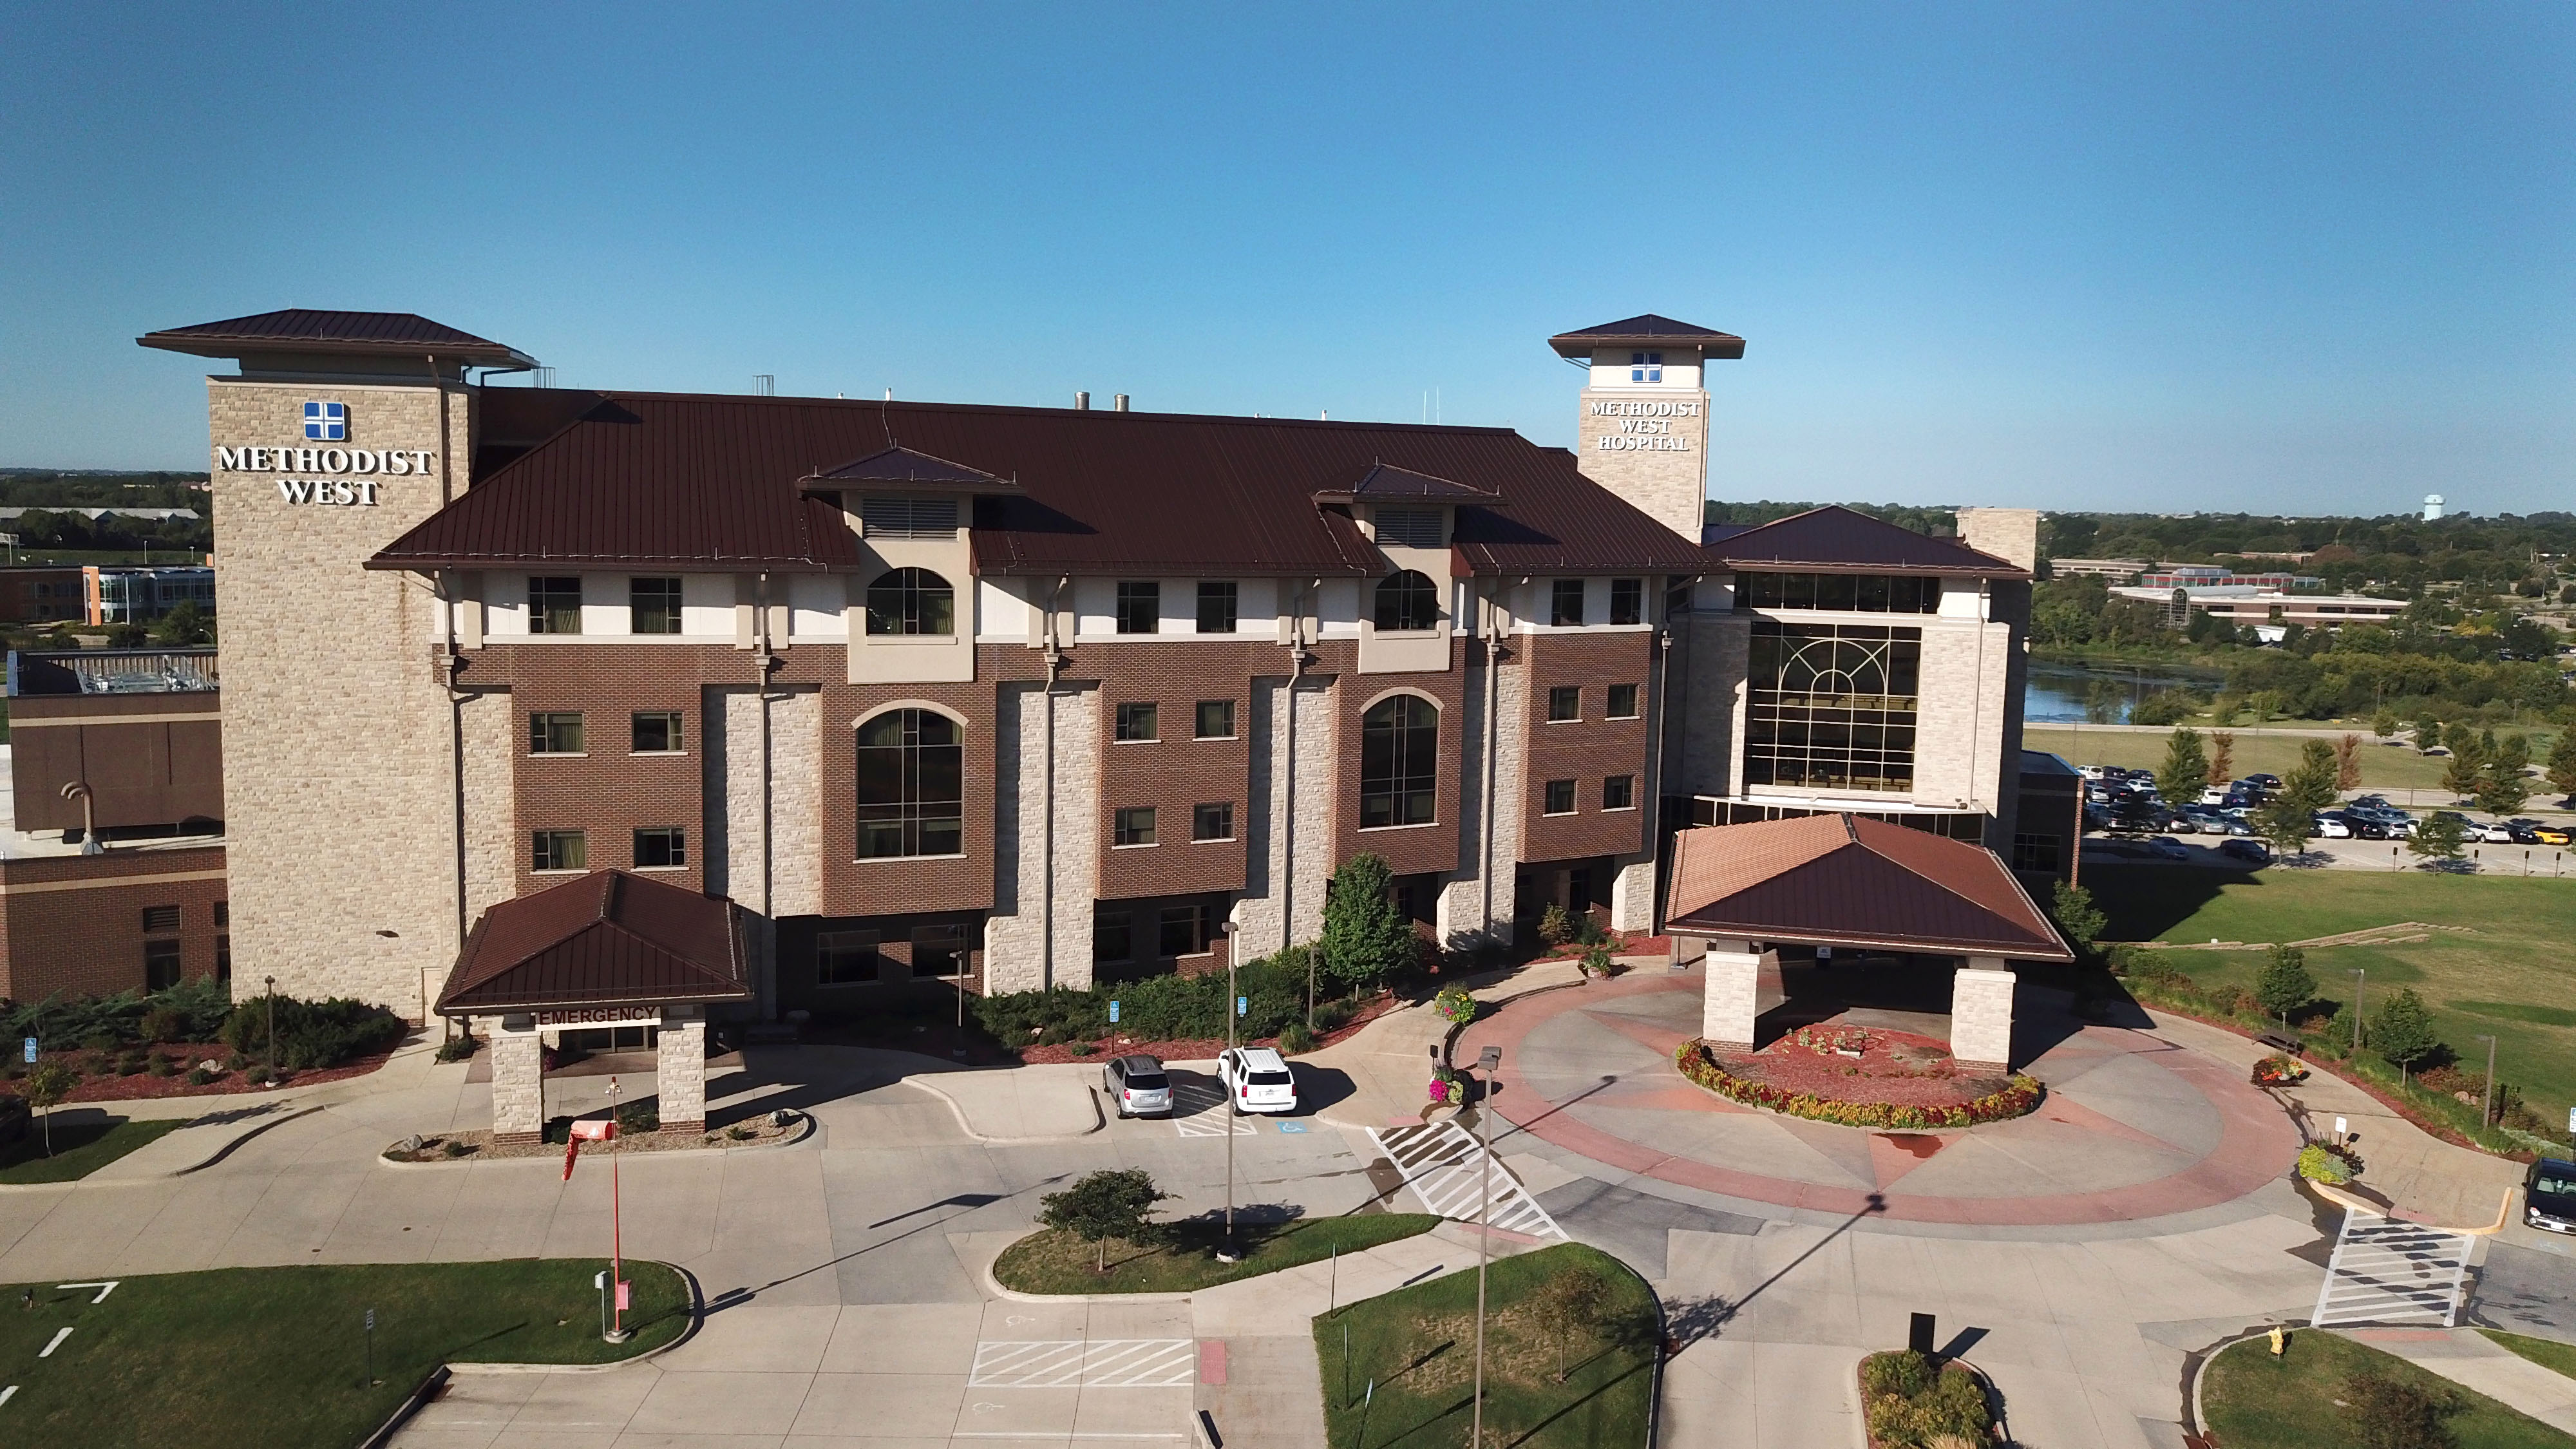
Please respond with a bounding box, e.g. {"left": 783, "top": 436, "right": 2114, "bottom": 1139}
{"left": 2425, "top": 494, "right": 2445, "bottom": 522}
{"left": 88, "top": 565, "right": 215, "bottom": 625}
{"left": 2111, "top": 583, "right": 2404, "bottom": 630}
{"left": 0, "top": 567, "right": 91, "bottom": 625}
{"left": 2136, "top": 568, "right": 2320, "bottom": 591}
{"left": 2045, "top": 557, "right": 2152, "bottom": 582}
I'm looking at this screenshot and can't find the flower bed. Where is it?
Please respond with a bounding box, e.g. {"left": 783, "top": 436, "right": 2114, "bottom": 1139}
{"left": 1014, "top": 990, "right": 1399, "bottom": 1065}
{"left": 0, "top": 1048, "right": 395, "bottom": 1103}
{"left": 1675, "top": 1039, "right": 2045, "bottom": 1130}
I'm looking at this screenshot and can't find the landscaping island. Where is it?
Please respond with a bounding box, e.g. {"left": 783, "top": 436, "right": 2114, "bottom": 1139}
{"left": 0, "top": 1114, "right": 185, "bottom": 1184}
{"left": 992, "top": 1211, "right": 1438, "bottom": 1296}
{"left": 0, "top": 1259, "right": 692, "bottom": 1448}
{"left": 2199, "top": 1329, "right": 2575, "bottom": 1449}
{"left": 1674, "top": 1028, "right": 2045, "bottom": 1130}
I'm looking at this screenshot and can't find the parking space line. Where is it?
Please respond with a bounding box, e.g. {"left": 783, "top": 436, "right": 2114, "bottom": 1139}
{"left": 36, "top": 1329, "right": 70, "bottom": 1359}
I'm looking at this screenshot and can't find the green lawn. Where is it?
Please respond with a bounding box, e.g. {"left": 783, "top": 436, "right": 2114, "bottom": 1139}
{"left": 2088, "top": 866, "right": 2576, "bottom": 1127}
{"left": 0, "top": 1260, "right": 691, "bottom": 1448}
{"left": 0, "top": 1116, "right": 185, "bottom": 1184}
{"left": 2027, "top": 724, "right": 2568, "bottom": 795}
{"left": 1316, "top": 1242, "right": 1656, "bottom": 1449}
{"left": 2201, "top": 1329, "right": 2573, "bottom": 1448}
{"left": 994, "top": 1212, "right": 1439, "bottom": 1294}
{"left": 2483, "top": 1331, "right": 2576, "bottom": 1381}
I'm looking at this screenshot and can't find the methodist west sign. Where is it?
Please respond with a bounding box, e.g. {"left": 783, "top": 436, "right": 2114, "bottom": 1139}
{"left": 214, "top": 402, "right": 438, "bottom": 507}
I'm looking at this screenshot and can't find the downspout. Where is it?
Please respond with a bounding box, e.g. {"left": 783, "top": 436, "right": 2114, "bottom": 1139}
{"left": 1041, "top": 575, "right": 1068, "bottom": 989}
{"left": 1649, "top": 614, "right": 1678, "bottom": 934}
{"left": 757, "top": 571, "right": 778, "bottom": 1019}
{"left": 1282, "top": 578, "right": 1318, "bottom": 951}
{"left": 1479, "top": 579, "right": 1502, "bottom": 939}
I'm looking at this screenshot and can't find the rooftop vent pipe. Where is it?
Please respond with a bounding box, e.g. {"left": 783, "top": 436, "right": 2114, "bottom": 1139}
{"left": 1075, "top": 392, "right": 1090, "bottom": 410}
{"left": 1113, "top": 394, "right": 1130, "bottom": 412}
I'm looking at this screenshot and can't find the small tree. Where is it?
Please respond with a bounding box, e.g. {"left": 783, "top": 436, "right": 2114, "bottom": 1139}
{"left": 2334, "top": 734, "right": 2363, "bottom": 791}
{"left": 23, "top": 1060, "right": 77, "bottom": 1156}
{"left": 2369, "top": 708, "right": 2398, "bottom": 741}
{"left": 2255, "top": 946, "right": 2316, "bottom": 1030}
{"left": 2548, "top": 730, "right": 2576, "bottom": 806}
{"left": 2206, "top": 731, "right": 2235, "bottom": 787}
{"left": 1539, "top": 1267, "right": 1611, "bottom": 1383}
{"left": 2254, "top": 794, "right": 2315, "bottom": 860}
{"left": 2284, "top": 739, "right": 2341, "bottom": 815}
{"left": 2412, "top": 710, "right": 2443, "bottom": 753}
{"left": 2409, "top": 811, "right": 2468, "bottom": 867}
{"left": 1038, "top": 1168, "right": 1175, "bottom": 1273}
{"left": 2049, "top": 880, "right": 2106, "bottom": 956}
{"left": 152, "top": 599, "right": 213, "bottom": 647}
{"left": 2475, "top": 760, "right": 2531, "bottom": 819}
{"left": 1319, "top": 853, "right": 1414, "bottom": 990}
{"left": 2369, "top": 989, "right": 2440, "bottom": 1086}
{"left": 2442, "top": 728, "right": 2487, "bottom": 800}
{"left": 2154, "top": 728, "right": 2210, "bottom": 811}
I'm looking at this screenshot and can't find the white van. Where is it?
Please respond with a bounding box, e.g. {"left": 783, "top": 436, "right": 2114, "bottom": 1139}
{"left": 1216, "top": 1046, "right": 1298, "bottom": 1115}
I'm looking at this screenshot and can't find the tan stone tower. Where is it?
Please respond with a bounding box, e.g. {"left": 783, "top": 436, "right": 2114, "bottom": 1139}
{"left": 140, "top": 311, "right": 537, "bottom": 1017}
{"left": 1549, "top": 315, "right": 1744, "bottom": 544}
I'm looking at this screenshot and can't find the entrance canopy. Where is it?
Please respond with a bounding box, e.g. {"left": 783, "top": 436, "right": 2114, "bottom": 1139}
{"left": 1664, "top": 813, "right": 2072, "bottom": 961}
{"left": 434, "top": 869, "right": 755, "bottom": 1016}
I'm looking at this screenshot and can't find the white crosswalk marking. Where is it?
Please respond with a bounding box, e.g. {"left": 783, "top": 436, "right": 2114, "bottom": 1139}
{"left": 1170, "top": 1080, "right": 1255, "bottom": 1137}
{"left": 2310, "top": 1210, "right": 2473, "bottom": 1327}
{"left": 969, "top": 1338, "right": 1197, "bottom": 1387}
{"left": 1369, "top": 1121, "right": 1563, "bottom": 1239}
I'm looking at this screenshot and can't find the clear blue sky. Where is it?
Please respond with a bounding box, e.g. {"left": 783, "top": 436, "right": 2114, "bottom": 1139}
{"left": 4, "top": 3, "right": 2568, "bottom": 515}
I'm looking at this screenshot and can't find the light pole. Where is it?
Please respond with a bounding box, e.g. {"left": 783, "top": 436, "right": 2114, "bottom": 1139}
{"left": 1470, "top": 1043, "right": 1501, "bottom": 1449}
{"left": 2476, "top": 1034, "right": 2499, "bottom": 1129}
{"left": 263, "top": 975, "right": 277, "bottom": 1081}
{"left": 1220, "top": 915, "right": 1242, "bottom": 1262}
{"left": 2348, "top": 968, "right": 2365, "bottom": 1057}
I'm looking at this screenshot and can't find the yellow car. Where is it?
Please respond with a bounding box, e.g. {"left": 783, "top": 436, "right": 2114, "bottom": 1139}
{"left": 2537, "top": 826, "right": 2574, "bottom": 846}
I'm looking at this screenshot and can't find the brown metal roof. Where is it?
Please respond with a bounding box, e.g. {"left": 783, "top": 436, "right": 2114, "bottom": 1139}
{"left": 1312, "top": 462, "right": 1505, "bottom": 506}
{"left": 1664, "top": 814, "right": 2072, "bottom": 960}
{"left": 1549, "top": 314, "right": 1747, "bottom": 359}
{"left": 370, "top": 392, "right": 1714, "bottom": 577}
{"left": 805, "top": 445, "right": 1018, "bottom": 492}
{"left": 138, "top": 309, "right": 536, "bottom": 367}
{"left": 433, "top": 870, "right": 754, "bottom": 1015}
{"left": 1707, "top": 506, "right": 2027, "bottom": 578}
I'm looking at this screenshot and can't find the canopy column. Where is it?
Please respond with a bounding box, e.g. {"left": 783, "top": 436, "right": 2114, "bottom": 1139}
{"left": 1950, "top": 958, "right": 2015, "bottom": 1070}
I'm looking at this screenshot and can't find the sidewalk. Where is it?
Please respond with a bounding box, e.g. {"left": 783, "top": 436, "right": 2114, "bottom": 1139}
{"left": 2146, "top": 1010, "right": 2523, "bottom": 1229}
{"left": 2341, "top": 1327, "right": 2576, "bottom": 1434}
{"left": 902, "top": 1059, "right": 1104, "bottom": 1141}
{"left": 1305, "top": 958, "right": 1591, "bottom": 1132}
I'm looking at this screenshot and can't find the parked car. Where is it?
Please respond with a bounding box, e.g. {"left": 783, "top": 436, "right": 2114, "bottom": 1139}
{"left": 2480, "top": 822, "right": 2517, "bottom": 844}
{"left": 2312, "top": 813, "right": 2354, "bottom": 840}
{"left": 2528, "top": 1159, "right": 2576, "bottom": 1234}
{"left": 2246, "top": 773, "right": 2283, "bottom": 791}
{"left": 2147, "top": 835, "right": 2192, "bottom": 860}
{"left": 2349, "top": 818, "right": 2394, "bottom": 841}
{"left": 2197, "top": 786, "right": 2232, "bottom": 807}
{"left": 1216, "top": 1046, "right": 1299, "bottom": 1115}
{"left": 2219, "top": 838, "right": 2271, "bottom": 864}
{"left": 2176, "top": 807, "right": 2225, "bottom": 834}
{"left": 1102, "top": 1054, "right": 1172, "bottom": 1118}
{"left": 2536, "top": 825, "right": 2574, "bottom": 846}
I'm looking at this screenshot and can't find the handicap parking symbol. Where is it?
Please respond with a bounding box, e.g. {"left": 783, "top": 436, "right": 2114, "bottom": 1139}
{"left": 1278, "top": 1121, "right": 1309, "bottom": 1133}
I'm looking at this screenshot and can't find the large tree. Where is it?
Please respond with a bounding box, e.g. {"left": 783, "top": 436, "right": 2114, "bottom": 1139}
{"left": 2409, "top": 811, "right": 2468, "bottom": 867}
{"left": 2549, "top": 730, "right": 2576, "bottom": 806}
{"left": 1319, "top": 853, "right": 1416, "bottom": 990}
{"left": 2255, "top": 946, "right": 2316, "bottom": 1030}
{"left": 2368, "top": 989, "right": 2441, "bottom": 1086}
{"left": 2442, "top": 727, "right": 2488, "bottom": 800}
{"left": 2154, "top": 727, "right": 2210, "bottom": 811}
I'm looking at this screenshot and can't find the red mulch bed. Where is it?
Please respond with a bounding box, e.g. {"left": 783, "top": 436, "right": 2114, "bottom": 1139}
{"left": 0, "top": 1048, "right": 395, "bottom": 1104}
{"left": 1015, "top": 991, "right": 1404, "bottom": 1065}
{"left": 1717, "top": 1023, "right": 2013, "bottom": 1110}
{"left": 1525, "top": 933, "right": 1671, "bottom": 965}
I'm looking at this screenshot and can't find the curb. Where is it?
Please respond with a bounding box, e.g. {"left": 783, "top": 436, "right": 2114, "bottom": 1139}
{"left": 0, "top": 1103, "right": 328, "bottom": 1192}
{"left": 375, "top": 1114, "right": 817, "bottom": 1170}
{"left": 170, "top": 1103, "right": 328, "bottom": 1175}
{"left": 980, "top": 1233, "right": 1197, "bottom": 1305}
{"left": 905, "top": 1070, "right": 1105, "bottom": 1143}
{"left": 446, "top": 1261, "right": 707, "bottom": 1374}
{"left": 2184, "top": 1323, "right": 2311, "bottom": 1439}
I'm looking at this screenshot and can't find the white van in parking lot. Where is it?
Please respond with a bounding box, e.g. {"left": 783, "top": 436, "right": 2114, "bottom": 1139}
{"left": 1216, "top": 1046, "right": 1298, "bottom": 1115}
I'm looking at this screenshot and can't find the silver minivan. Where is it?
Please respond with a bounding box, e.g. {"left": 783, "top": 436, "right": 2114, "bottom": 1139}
{"left": 1103, "top": 1054, "right": 1172, "bottom": 1118}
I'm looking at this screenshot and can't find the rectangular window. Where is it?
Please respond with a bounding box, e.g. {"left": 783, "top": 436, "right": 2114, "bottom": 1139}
{"left": 1546, "top": 686, "right": 1580, "bottom": 722}
{"left": 1115, "top": 581, "right": 1160, "bottom": 634}
{"left": 1113, "top": 806, "right": 1157, "bottom": 846}
{"left": 858, "top": 497, "right": 960, "bottom": 538}
{"left": 1605, "top": 683, "right": 1640, "bottom": 719}
{"left": 1193, "top": 802, "right": 1233, "bottom": 841}
{"left": 1115, "top": 701, "right": 1160, "bottom": 742}
{"left": 214, "top": 900, "right": 229, "bottom": 928}
{"left": 529, "top": 577, "right": 583, "bottom": 634}
{"left": 1738, "top": 573, "right": 1940, "bottom": 614}
{"left": 632, "top": 711, "right": 684, "bottom": 753}
{"left": 817, "top": 929, "right": 881, "bottom": 985}
{"left": 1609, "top": 578, "right": 1644, "bottom": 626}
{"left": 532, "top": 830, "right": 588, "bottom": 872}
{"left": 634, "top": 828, "right": 687, "bottom": 869}
{"left": 1158, "top": 904, "right": 1209, "bottom": 958}
{"left": 530, "top": 712, "right": 585, "bottom": 754}
{"left": 1550, "top": 579, "right": 1586, "bottom": 627}
{"left": 1544, "top": 779, "right": 1577, "bottom": 815}
{"left": 1195, "top": 581, "right": 1238, "bottom": 634}
{"left": 1195, "top": 700, "right": 1235, "bottom": 739}
{"left": 1603, "top": 774, "right": 1636, "bottom": 810}
{"left": 215, "top": 936, "right": 230, "bottom": 982}
{"left": 911, "top": 923, "right": 969, "bottom": 978}
{"left": 2012, "top": 833, "right": 2063, "bottom": 873}
{"left": 630, "top": 576, "right": 683, "bottom": 634}
{"left": 145, "top": 938, "right": 182, "bottom": 992}
{"left": 1092, "top": 910, "right": 1133, "bottom": 965}
{"left": 1745, "top": 621, "right": 1922, "bottom": 793}
{"left": 1374, "top": 508, "right": 1443, "bottom": 549}
{"left": 141, "top": 904, "right": 181, "bottom": 934}
{"left": 1630, "top": 350, "right": 1663, "bottom": 384}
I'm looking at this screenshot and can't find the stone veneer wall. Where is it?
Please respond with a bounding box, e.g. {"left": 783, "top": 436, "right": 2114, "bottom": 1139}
{"left": 208, "top": 378, "right": 472, "bottom": 1014}
{"left": 1909, "top": 620, "right": 2016, "bottom": 812}
{"left": 459, "top": 690, "right": 516, "bottom": 927}
{"left": 654, "top": 1017, "right": 708, "bottom": 1130}
{"left": 491, "top": 1028, "right": 544, "bottom": 1140}
{"left": 768, "top": 689, "right": 822, "bottom": 918}
{"left": 984, "top": 682, "right": 1101, "bottom": 992}
{"left": 1574, "top": 386, "right": 1710, "bottom": 545}
{"left": 1435, "top": 644, "right": 1508, "bottom": 949}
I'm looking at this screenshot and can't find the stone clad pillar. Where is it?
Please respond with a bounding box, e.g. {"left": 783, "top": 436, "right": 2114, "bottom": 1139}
{"left": 656, "top": 1015, "right": 708, "bottom": 1133}
{"left": 491, "top": 1026, "right": 544, "bottom": 1143}
{"left": 1951, "top": 958, "right": 2016, "bottom": 1070}
{"left": 1700, "top": 940, "right": 1766, "bottom": 1052}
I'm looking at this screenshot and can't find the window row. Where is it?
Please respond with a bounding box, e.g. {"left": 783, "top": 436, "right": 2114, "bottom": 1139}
{"left": 1111, "top": 803, "right": 1235, "bottom": 847}
{"left": 817, "top": 923, "right": 970, "bottom": 983}
{"left": 1543, "top": 683, "right": 1642, "bottom": 723}
{"left": 532, "top": 828, "right": 688, "bottom": 873}
{"left": 1549, "top": 578, "right": 1646, "bottom": 628}
{"left": 1112, "top": 699, "right": 1235, "bottom": 743}
{"left": 528, "top": 576, "right": 686, "bottom": 634}
{"left": 1540, "top": 775, "right": 1636, "bottom": 815}
{"left": 529, "top": 711, "right": 687, "bottom": 755}
{"left": 1738, "top": 572, "right": 1942, "bottom": 614}
{"left": 1094, "top": 903, "right": 1215, "bottom": 963}
{"left": 1115, "top": 580, "right": 1242, "bottom": 635}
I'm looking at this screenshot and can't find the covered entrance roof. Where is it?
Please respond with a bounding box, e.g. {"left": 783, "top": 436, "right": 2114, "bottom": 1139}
{"left": 434, "top": 869, "right": 755, "bottom": 1016}
{"left": 1664, "top": 813, "right": 2072, "bottom": 961}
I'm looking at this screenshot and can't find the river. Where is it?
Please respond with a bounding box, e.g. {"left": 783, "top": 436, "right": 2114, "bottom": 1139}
{"left": 2023, "top": 659, "right": 2225, "bottom": 724}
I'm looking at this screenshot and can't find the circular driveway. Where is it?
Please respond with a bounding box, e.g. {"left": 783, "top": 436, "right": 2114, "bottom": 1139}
{"left": 1458, "top": 971, "right": 2301, "bottom": 1226}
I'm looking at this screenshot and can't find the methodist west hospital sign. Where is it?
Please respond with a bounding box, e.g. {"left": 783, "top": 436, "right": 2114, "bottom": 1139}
{"left": 216, "top": 404, "right": 435, "bottom": 507}
{"left": 1587, "top": 397, "right": 1698, "bottom": 452}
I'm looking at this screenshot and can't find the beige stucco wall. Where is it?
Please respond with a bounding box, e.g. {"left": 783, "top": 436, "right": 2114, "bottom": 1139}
{"left": 208, "top": 377, "right": 471, "bottom": 1014}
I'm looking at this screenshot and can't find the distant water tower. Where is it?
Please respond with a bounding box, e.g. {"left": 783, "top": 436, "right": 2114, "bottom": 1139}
{"left": 2423, "top": 493, "right": 2445, "bottom": 521}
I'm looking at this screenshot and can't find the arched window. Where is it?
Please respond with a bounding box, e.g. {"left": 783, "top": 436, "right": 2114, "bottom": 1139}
{"left": 864, "top": 568, "right": 955, "bottom": 636}
{"left": 1359, "top": 695, "right": 1438, "bottom": 828}
{"left": 857, "top": 708, "right": 963, "bottom": 857}
{"left": 1373, "top": 570, "right": 1439, "bottom": 632}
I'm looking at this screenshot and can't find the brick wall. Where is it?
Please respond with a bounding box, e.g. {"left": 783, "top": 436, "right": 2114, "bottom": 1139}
{"left": 1086, "top": 642, "right": 1261, "bottom": 903}
{"left": 10, "top": 692, "right": 223, "bottom": 832}
{"left": 1517, "top": 630, "right": 1654, "bottom": 866}
{"left": 0, "top": 846, "right": 227, "bottom": 1001}
{"left": 1326, "top": 638, "right": 1465, "bottom": 879}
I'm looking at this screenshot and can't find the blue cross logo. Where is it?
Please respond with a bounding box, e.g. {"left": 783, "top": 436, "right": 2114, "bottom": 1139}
{"left": 303, "top": 401, "right": 346, "bottom": 441}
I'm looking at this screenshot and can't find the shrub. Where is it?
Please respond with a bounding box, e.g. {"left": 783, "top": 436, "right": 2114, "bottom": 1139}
{"left": 1320, "top": 853, "right": 1416, "bottom": 989}
{"left": 1676, "top": 1043, "right": 2044, "bottom": 1129}
{"left": 218, "top": 994, "right": 405, "bottom": 1070}
{"left": 543, "top": 1115, "right": 574, "bottom": 1144}
{"left": 435, "top": 1034, "right": 480, "bottom": 1063}
{"left": 139, "top": 1007, "right": 185, "bottom": 1044}
{"left": 1067, "top": 1041, "right": 1096, "bottom": 1057}
{"left": 2298, "top": 1144, "right": 2354, "bottom": 1184}
{"left": 1859, "top": 1350, "right": 1993, "bottom": 1447}
{"left": 726, "top": 1124, "right": 755, "bottom": 1141}
{"left": 2340, "top": 1370, "right": 2461, "bottom": 1449}
{"left": 80, "top": 1032, "right": 118, "bottom": 1053}
{"left": 441, "top": 1138, "right": 474, "bottom": 1158}
{"left": 1314, "top": 1000, "right": 1355, "bottom": 1034}
{"left": 614, "top": 1101, "right": 659, "bottom": 1135}
{"left": 1276, "top": 1022, "right": 1316, "bottom": 1054}
{"left": 974, "top": 948, "right": 1355, "bottom": 1048}
{"left": 147, "top": 1054, "right": 176, "bottom": 1077}
{"left": 1537, "top": 902, "right": 1575, "bottom": 950}
{"left": 184, "top": 1066, "right": 216, "bottom": 1086}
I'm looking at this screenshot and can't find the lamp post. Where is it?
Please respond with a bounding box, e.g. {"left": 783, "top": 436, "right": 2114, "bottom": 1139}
{"left": 263, "top": 975, "right": 277, "bottom": 1081}
{"left": 1470, "top": 1043, "right": 1502, "bottom": 1449}
{"left": 1220, "top": 915, "right": 1242, "bottom": 1262}
{"left": 2348, "top": 968, "right": 2365, "bottom": 1057}
{"left": 2476, "top": 1034, "right": 2499, "bottom": 1129}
